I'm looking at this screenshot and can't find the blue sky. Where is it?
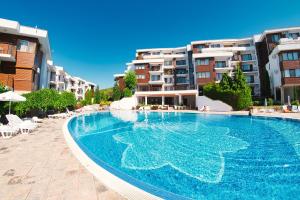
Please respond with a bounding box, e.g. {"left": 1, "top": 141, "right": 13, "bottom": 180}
{"left": 1, "top": 0, "right": 300, "bottom": 88}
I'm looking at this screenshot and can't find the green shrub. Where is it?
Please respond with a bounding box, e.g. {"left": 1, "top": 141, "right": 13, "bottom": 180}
{"left": 85, "top": 89, "right": 93, "bottom": 105}
{"left": 124, "top": 71, "right": 137, "bottom": 91}
{"left": 123, "top": 87, "right": 132, "bottom": 97}
{"left": 203, "top": 65, "right": 253, "bottom": 110}
{"left": 291, "top": 100, "right": 300, "bottom": 106}
{"left": 14, "top": 89, "right": 76, "bottom": 116}
{"left": 112, "top": 84, "right": 122, "bottom": 100}
{"left": 79, "top": 99, "right": 88, "bottom": 107}
{"left": 267, "top": 98, "right": 274, "bottom": 106}
{"left": 94, "top": 86, "right": 101, "bottom": 104}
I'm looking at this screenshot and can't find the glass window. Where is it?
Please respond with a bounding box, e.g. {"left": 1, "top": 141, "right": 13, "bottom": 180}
{"left": 164, "top": 60, "right": 173, "bottom": 66}
{"left": 241, "top": 54, "right": 252, "bottom": 61}
{"left": 211, "top": 44, "right": 221, "bottom": 48}
{"left": 196, "top": 44, "right": 206, "bottom": 51}
{"left": 215, "top": 61, "right": 226, "bottom": 68}
{"left": 197, "top": 72, "right": 211, "bottom": 78}
{"left": 17, "top": 40, "right": 35, "bottom": 53}
{"left": 135, "top": 64, "right": 145, "bottom": 70}
{"left": 238, "top": 43, "right": 251, "bottom": 47}
{"left": 176, "top": 69, "right": 187, "bottom": 74}
{"left": 271, "top": 34, "right": 280, "bottom": 42}
{"left": 176, "top": 60, "right": 186, "bottom": 66}
{"left": 152, "top": 52, "right": 160, "bottom": 55}
{"left": 196, "top": 58, "right": 209, "bottom": 65}
{"left": 216, "top": 73, "right": 223, "bottom": 81}
{"left": 290, "top": 69, "right": 296, "bottom": 77}
{"left": 282, "top": 52, "right": 299, "bottom": 61}
{"left": 151, "top": 75, "right": 161, "bottom": 81}
{"left": 241, "top": 64, "right": 252, "bottom": 71}
{"left": 296, "top": 69, "right": 300, "bottom": 77}
{"left": 176, "top": 77, "right": 187, "bottom": 83}
{"left": 136, "top": 74, "right": 145, "bottom": 79}
{"left": 246, "top": 75, "right": 254, "bottom": 83}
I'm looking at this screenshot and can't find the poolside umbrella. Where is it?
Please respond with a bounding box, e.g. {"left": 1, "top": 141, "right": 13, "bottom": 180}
{"left": 287, "top": 96, "right": 291, "bottom": 106}
{"left": 264, "top": 98, "right": 268, "bottom": 107}
{"left": 0, "top": 91, "right": 26, "bottom": 114}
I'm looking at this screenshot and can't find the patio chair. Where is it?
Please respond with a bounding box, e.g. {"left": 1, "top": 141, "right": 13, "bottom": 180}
{"left": 32, "top": 116, "right": 43, "bottom": 123}
{"left": 6, "top": 114, "right": 37, "bottom": 134}
{"left": 291, "top": 105, "right": 299, "bottom": 113}
{"left": 66, "top": 108, "right": 75, "bottom": 116}
{"left": 0, "top": 125, "right": 19, "bottom": 139}
{"left": 48, "top": 112, "right": 68, "bottom": 119}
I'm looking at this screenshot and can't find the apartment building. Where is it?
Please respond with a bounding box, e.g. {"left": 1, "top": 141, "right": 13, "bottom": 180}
{"left": 126, "top": 47, "right": 198, "bottom": 107}
{"left": 256, "top": 27, "right": 300, "bottom": 103}
{"left": 192, "top": 38, "right": 261, "bottom": 97}
{"left": 48, "top": 64, "right": 96, "bottom": 100}
{"left": 0, "top": 18, "right": 51, "bottom": 93}
{"left": 116, "top": 26, "right": 300, "bottom": 106}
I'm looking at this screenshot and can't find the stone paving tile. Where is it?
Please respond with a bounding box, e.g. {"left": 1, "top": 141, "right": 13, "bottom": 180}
{"left": 0, "top": 118, "right": 125, "bottom": 200}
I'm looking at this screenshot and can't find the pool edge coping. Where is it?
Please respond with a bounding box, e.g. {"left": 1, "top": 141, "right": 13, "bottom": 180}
{"left": 63, "top": 113, "right": 161, "bottom": 200}
{"left": 63, "top": 110, "right": 300, "bottom": 200}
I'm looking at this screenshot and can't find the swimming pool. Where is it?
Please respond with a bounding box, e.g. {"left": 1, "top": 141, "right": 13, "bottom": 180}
{"left": 67, "top": 111, "right": 300, "bottom": 199}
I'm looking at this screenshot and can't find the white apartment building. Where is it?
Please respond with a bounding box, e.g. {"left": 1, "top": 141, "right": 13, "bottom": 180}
{"left": 46, "top": 61, "right": 96, "bottom": 100}
{"left": 191, "top": 37, "right": 261, "bottom": 96}
{"left": 258, "top": 27, "right": 300, "bottom": 103}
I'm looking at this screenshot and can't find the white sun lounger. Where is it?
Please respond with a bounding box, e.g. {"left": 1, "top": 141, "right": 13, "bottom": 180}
{"left": 48, "top": 113, "right": 68, "bottom": 119}
{"left": 6, "top": 114, "right": 37, "bottom": 134}
{"left": 0, "top": 125, "right": 19, "bottom": 139}
{"left": 291, "top": 105, "right": 299, "bottom": 113}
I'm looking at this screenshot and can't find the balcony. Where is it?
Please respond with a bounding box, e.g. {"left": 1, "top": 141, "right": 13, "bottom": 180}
{"left": 149, "top": 75, "right": 164, "bottom": 84}
{"left": 0, "top": 43, "right": 16, "bottom": 62}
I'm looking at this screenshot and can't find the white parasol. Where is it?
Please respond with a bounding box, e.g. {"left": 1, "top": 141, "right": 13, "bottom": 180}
{"left": 0, "top": 91, "right": 26, "bottom": 114}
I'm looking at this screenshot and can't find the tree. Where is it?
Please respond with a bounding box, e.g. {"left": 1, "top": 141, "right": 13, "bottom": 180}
{"left": 232, "top": 64, "right": 248, "bottom": 91}
{"left": 220, "top": 73, "right": 233, "bottom": 91}
{"left": 85, "top": 89, "right": 93, "bottom": 105}
{"left": 94, "top": 86, "right": 101, "bottom": 104}
{"left": 123, "top": 88, "right": 132, "bottom": 97}
{"left": 124, "top": 71, "right": 137, "bottom": 91}
{"left": 112, "top": 84, "right": 122, "bottom": 100}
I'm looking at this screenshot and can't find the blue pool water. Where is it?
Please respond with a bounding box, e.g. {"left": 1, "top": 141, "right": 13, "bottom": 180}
{"left": 68, "top": 111, "right": 300, "bottom": 199}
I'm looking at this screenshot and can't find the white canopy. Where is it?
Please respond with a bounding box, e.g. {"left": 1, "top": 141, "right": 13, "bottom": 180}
{"left": 0, "top": 91, "right": 26, "bottom": 114}
{"left": 0, "top": 91, "right": 26, "bottom": 102}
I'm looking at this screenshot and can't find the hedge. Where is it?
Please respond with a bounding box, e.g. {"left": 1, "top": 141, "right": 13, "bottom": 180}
{"left": 14, "top": 89, "right": 76, "bottom": 117}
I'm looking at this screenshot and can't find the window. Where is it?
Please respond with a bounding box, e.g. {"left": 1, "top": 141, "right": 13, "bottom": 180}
{"left": 195, "top": 44, "right": 206, "bottom": 51}
{"left": 284, "top": 69, "right": 300, "bottom": 77}
{"left": 176, "top": 77, "right": 187, "bottom": 83}
{"left": 246, "top": 75, "right": 254, "bottom": 83}
{"left": 152, "top": 52, "right": 160, "bottom": 55}
{"left": 135, "top": 64, "right": 145, "bottom": 70}
{"left": 281, "top": 52, "right": 299, "bottom": 61}
{"left": 215, "top": 61, "right": 226, "bottom": 68}
{"left": 196, "top": 58, "right": 209, "bottom": 65}
{"left": 241, "top": 54, "right": 252, "bottom": 61}
{"left": 211, "top": 44, "right": 221, "bottom": 48}
{"left": 216, "top": 73, "right": 223, "bottom": 81}
{"left": 136, "top": 74, "right": 145, "bottom": 79}
{"left": 151, "top": 75, "right": 161, "bottom": 81}
{"left": 241, "top": 64, "right": 253, "bottom": 71}
{"left": 176, "top": 60, "right": 186, "bottom": 66}
{"left": 17, "top": 40, "right": 35, "bottom": 53}
{"left": 197, "top": 72, "right": 211, "bottom": 78}
{"left": 238, "top": 43, "right": 251, "bottom": 47}
{"left": 176, "top": 69, "right": 187, "bottom": 74}
{"left": 271, "top": 34, "right": 280, "bottom": 42}
{"left": 287, "top": 33, "right": 299, "bottom": 39}
{"left": 164, "top": 60, "right": 173, "bottom": 66}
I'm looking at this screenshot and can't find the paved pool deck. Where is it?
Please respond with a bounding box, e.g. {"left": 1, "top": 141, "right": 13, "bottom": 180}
{"left": 0, "top": 118, "right": 125, "bottom": 200}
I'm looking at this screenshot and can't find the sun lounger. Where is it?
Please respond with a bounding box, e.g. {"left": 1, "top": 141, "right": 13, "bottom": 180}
{"left": 32, "top": 116, "right": 43, "bottom": 123}
{"left": 6, "top": 114, "right": 37, "bottom": 134}
{"left": 291, "top": 105, "right": 299, "bottom": 113}
{"left": 0, "top": 125, "right": 19, "bottom": 139}
{"left": 48, "top": 113, "right": 68, "bottom": 119}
